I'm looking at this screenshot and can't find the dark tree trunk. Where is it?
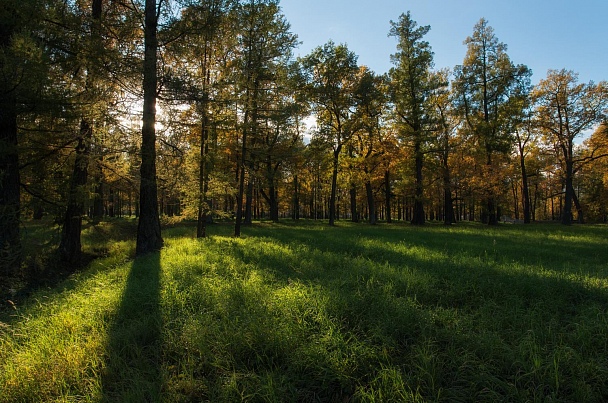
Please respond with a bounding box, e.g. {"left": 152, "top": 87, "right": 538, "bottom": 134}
{"left": 411, "top": 145, "right": 425, "bottom": 225}
{"left": 350, "top": 182, "right": 358, "bottom": 222}
{"left": 571, "top": 184, "right": 584, "bottom": 224}
{"left": 293, "top": 174, "right": 299, "bottom": 220}
{"left": 197, "top": 106, "right": 211, "bottom": 238}
{"left": 136, "top": 0, "right": 163, "bottom": 255}
{"left": 484, "top": 153, "right": 498, "bottom": 225}
{"left": 59, "top": 121, "right": 91, "bottom": 264}
{"left": 234, "top": 143, "right": 246, "bottom": 237}
{"left": 519, "top": 150, "right": 531, "bottom": 224}
{"left": 0, "top": 93, "right": 20, "bottom": 276}
{"left": 244, "top": 179, "right": 253, "bottom": 225}
{"left": 562, "top": 157, "right": 574, "bottom": 225}
{"left": 269, "top": 187, "right": 278, "bottom": 222}
{"left": 58, "top": 0, "right": 103, "bottom": 263}
{"left": 365, "top": 180, "right": 376, "bottom": 225}
{"left": 384, "top": 169, "right": 392, "bottom": 223}
{"left": 329, "top": 148, "right": 340, "bottom": 226}
{"left": 0, "top": 6, "right": 21, "bottom": 276}
{"left": 442, "top": 154, "right": 455, "bottom": 225}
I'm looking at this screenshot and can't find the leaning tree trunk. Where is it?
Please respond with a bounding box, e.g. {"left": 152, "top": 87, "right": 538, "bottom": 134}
{"left": 136, "top": 0, "right": 163, "bottom": 255}
{"left": 571, "top": 184, "right": 584, "bottom": 224}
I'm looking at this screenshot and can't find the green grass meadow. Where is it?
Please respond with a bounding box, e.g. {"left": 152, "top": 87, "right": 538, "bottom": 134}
{"left": 1, "top": 220, "right": 607, "bottom": 402}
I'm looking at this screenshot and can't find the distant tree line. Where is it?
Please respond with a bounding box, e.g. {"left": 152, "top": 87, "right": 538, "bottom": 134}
{"left": 1, "top": 0, "right": 607, "bottom": 278}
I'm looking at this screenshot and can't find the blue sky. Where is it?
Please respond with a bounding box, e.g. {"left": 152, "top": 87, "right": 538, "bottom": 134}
{"left": 279, "top": 0, "right": 607, "bottom": 85}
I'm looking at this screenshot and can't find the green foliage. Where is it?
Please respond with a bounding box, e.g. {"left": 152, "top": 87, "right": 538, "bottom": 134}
{"left": 1, "top": 220, "right": 608, "bottom": 401}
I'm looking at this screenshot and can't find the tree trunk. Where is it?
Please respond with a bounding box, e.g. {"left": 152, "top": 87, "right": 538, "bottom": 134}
{"left": 571, "top": 183, "right": 584, "bottom": 224}
{"left": 244, "top": 179, "right": 253, "bottom": 224}
{"left": 293, "top": 174, "right": 299, "bottom": 220}
{"left": 519, "top": 151, "right": 531, "bottom": 224}
{"left": 197, "top": 106, "right": 210, "bottom": 238}
{"left": 442, "top": 154, "right": 455, "bottom": 225}
{"left": 59, "top": 121, "right": 91, "bottom": 264}
{"left": 411, "top": 145, "right": 425, "bottom": 225}
{"left": 385, "top": 169, "right": 392, "bottom": 223}
{"left": 58, "top": 0, "right": 103, "bottom": 262}
{"left": 0, "top": 93, "right": 20, "bottom": 277}
{"left": 234, "top": 137, "right": 246, "bottom": 237}
{"left": 136, "top": 0, "right": 163, "bottom": 255}
{"left": 329, "top": 148, "right": 340, "bottom": 226}
{"left": 562, "top": 158, "right": 574, "bottom": 225}
{"left": 350, "top": 182, "right": 358, "bottom": 222}
{"left": 365, "top": 180, "right": 376, "bottom": 225}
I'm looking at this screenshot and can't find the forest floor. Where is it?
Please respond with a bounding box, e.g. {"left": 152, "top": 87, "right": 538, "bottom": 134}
{"left": 1, "top": 219, "right": 607, "bottom": 402}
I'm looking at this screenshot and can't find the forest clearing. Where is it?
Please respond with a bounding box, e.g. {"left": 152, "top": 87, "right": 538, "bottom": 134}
{"left": 2, "top": 0, "right": 608, "bottom": 400}
{"left": 1, "top": 219, "right": 607, "bottom": 401}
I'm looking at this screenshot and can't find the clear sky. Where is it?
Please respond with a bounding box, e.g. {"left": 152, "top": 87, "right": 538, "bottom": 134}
{"left": 279, "top": 0, "right": 607, "bottom": 85}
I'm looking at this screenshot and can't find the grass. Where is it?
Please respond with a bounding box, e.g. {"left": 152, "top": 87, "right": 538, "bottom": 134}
{"left": 1, "top": 219, "right": 608, "bottom": 401}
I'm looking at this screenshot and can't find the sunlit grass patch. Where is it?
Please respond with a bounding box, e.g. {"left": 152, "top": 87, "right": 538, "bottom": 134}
{"left": 1, "top": 219, "right": 608, "bottom": 401}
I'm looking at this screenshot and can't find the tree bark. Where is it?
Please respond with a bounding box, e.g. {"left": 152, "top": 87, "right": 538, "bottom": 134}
{"left": 350, "top": 182, "right": 358, "bottom": 222}
{"left": 385, "top": 169, "right": 392, "bottom": 223}
{"left": 442, "top": 158, "right": 455, "bottom": 225}
{"left": 365, "top": 180, "right": 376, "bottom": 225}
{"left": 197, "top": 104, "right": 211, "bottom": 238}
{"left": 519, "top": 151, "right": 531, "bottom": 223}
{"left": 328, "top": 148, "right": 340, "bottom": 226}
{"left": 292, "top": 174, "right": 299, "bottom": 220}
{"left": 411, "top": 145, "right": 425, "bottom": 225}
{"left": 562, "top": 158, "right": 574, "bottom": 225}
{"left": 571, "top": 183, "right": 584, "bottom": 224}
{"left": 0, "top": 93, "right": 20, "bottom": 277}
{"left": 136, "top": 0, "right": 163, "bottom": 255}
{"left": 59, "top": 121, "right": 91, "bottom": 264}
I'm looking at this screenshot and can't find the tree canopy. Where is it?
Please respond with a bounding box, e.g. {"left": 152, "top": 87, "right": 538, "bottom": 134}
{"left": 1, "top": 3, "right": 607, "bottom": 278}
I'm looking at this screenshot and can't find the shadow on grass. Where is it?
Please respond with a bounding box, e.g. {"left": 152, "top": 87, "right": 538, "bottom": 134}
{"left": 225, "top": 223, "right": 608, "bottom": 400}
{"left": 101, "top": 252, "right": 162, "bottom": 402}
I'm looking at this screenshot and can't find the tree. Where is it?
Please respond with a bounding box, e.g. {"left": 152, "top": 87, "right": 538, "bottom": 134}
{"left": 165, "top": 0, "right": 235, "bottom": 237}
{"left": 388, "top": 11, "right": 437, "bottom": 225}
{"left": 351, "top": 67, "right": 387, "bottom": 224}
{"left": 136, "top": 0, "right": 163, "bottom": 255}
{"left": 511, "top": 91, "right": 535, "bottom": 223}
{"left": 233, "top": 0, "right": 297, "bottom": 236}
{"left": 58, "top": 0, "right": 105, "bottom": 264}
{"left": 429, "top": 69, "right": 458, "bottom": 225}
{"left": 301, "top": 41, "right": 360, "bottom": 226}
{"left": 454, "top": 18, "right": 530, "bottom": 225}
{"left": 1, "top": 0, "right": 53, "bottom": 276}
{"left": 533, "top": 69, "right": 608, "bottom": 225}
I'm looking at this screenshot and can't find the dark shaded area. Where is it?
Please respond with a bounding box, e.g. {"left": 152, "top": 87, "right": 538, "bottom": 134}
{"left": 101, "top": 252, "right": 162, "bottom": 402}
{"left": 0, "top": 219, "right": 136, "bottom": 315}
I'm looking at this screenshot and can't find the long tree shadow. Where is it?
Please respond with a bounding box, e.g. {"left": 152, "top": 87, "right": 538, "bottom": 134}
{"left": 101, "top": 251, "right": 162, "bottom": 402}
